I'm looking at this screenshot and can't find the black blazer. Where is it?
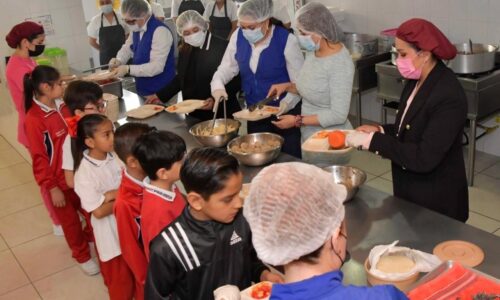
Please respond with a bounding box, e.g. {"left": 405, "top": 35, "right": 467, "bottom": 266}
{"left": 156, "top": 32, "right": 241, "bottom": 121}
{"left": 370, "top": 61, "right": 469, "bottom": 222}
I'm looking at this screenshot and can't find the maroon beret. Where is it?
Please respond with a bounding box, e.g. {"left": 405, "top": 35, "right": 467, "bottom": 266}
{"left": 5, "top": 21, "right": 44, "bottom": 49}
{"left": 396, "top": 18, "right": 456, "bottom": 60}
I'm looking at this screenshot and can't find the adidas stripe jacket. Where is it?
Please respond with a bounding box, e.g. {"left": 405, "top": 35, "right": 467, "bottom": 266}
{"left": 145, "top": 207, "right": 268, "bottom": 300}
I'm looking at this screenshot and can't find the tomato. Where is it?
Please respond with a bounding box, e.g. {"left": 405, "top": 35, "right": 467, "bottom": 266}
{"left": 250, "top": 282, "right": 272, "bottom": 299}
{"left": 328, "top": 130, "right": 346, "bottom": 149}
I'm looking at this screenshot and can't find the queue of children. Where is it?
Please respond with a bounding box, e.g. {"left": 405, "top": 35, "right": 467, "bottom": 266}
{"left": 21, "top": 64, "right": 283, "bottom": 300}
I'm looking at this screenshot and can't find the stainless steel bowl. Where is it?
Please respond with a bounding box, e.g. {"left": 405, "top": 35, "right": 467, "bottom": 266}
{"left": 189, "top": 119, "right": 241, "bottom": 147}
{"left": 227, "top": 132, "right": 284, "bottom": 166}
{"left": 322, "top": 165, "right": 367, "bottom": 202}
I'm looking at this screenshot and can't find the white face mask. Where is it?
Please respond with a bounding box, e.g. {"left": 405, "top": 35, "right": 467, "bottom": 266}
{"left": 184, "top": 31, "right": 206, "bottom": 47}
{"left": 128, "top": 23, "right": 141, "bottom": 32}
{"left": 100, "top": 4, "right": 113, "bottom": 14}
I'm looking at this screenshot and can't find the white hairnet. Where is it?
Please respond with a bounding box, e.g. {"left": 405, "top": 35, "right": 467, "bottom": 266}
{"left": 121, "top": 0, "right": 151, "bottom": 19}
{"left": 243, "top": 162, "right": 347, "bottom": 266}
{"left": 238, "top": 0, "right": 273, "bottom": 23}
{"left": 295, "top": 2, "right": 344, "bottom": 42}
{"left": 176, "top": 10, "right": 209, "bottom": 35}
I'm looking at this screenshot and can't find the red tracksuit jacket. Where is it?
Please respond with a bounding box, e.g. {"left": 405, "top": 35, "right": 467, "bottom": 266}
{"left": 114, "top": 171, "right": 148, "bottom": 289}
{"left": 25, "top": 99, "right": 70, "bottom": 191}
{"left": 141, "top": 182, "right": 186, "bottom": 259}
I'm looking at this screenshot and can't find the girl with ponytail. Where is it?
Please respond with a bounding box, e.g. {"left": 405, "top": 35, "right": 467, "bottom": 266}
{"left": 24, "top": 65, "right": 100, "bottom": 276}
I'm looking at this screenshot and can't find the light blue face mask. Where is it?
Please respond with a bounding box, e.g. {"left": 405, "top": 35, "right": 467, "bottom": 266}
{"left": 298, "top": 34, "right": 319, "bottom": 52}
{"left": 242, "top": 27, "right": 264, "bottom": 44}
{"left": 100, "top": 4, "right": 113, "bottom": 14}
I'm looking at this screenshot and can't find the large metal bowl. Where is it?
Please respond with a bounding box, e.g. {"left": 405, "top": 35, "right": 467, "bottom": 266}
{"left": 323, "top": 165, "right": 367, "bottom": 202}
{"left": 189, "top": 119, "right": 240, "bottom": 147}
{"left": 227, "top": 132, "right": 284, "bottom": 166}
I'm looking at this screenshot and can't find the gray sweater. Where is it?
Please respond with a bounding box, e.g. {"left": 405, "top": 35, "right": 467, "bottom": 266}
{"left": 296, "top": 46, "right": 354, "bottom": 141}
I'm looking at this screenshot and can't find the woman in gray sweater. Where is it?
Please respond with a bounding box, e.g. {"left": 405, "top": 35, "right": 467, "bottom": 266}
{"left": 270, "top": 2, "right": 354, "bottom": 142}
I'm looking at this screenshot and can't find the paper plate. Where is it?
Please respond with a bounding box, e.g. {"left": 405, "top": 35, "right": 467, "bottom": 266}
{"left": 126, "top": 104, "right": 164, "bottom": 119}
{"left": 165, "top": 100, "right": 206, "bottom": 114}
{"left": 233, "top": 106, "right": 279, "bottom": 121}
{"left": 240, "top": 281, "right": 272, "bottom": 300}
{"left": 433, "top": 240, "right": 484, "bottom": 267}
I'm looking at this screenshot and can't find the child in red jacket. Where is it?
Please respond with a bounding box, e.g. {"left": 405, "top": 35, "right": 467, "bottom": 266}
{"left": 114, "top": 123, "right": 155, "bottom": 300}
{"left": 23, "top": 66, "right": 99, "bottom": 276}
{"left": 132, "top": 130, "right": 187, "bottom": 259}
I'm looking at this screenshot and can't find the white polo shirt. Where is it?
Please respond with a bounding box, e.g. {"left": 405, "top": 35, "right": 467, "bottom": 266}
{"left": 74, "top": 151, "right": 124, "bottom": 262}
{"left": 62, "top": 135, "right": 73, "bottom": 171}
{"left": 87, "top": 11, "right": 130, "bottom": 43}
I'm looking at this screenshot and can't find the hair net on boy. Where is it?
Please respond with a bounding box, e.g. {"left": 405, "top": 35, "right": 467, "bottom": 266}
{"left": 176, "top": 10, "right": 209, "bottom": 35}
{"left": 243, "top": 162, "right": 347, "bottom": 266}
{"left": 121, "top": 0, "right": 151, "bottom": 19}
{"left": 238, "top": 0, "right": 273, "bottom": 23}
{"left": 295, "top": 2, "right": 344, "bottom": 42}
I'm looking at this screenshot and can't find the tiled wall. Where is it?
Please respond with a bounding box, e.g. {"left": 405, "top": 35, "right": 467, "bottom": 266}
{"left": 317, "top": 0, "right": 500, "bottom": 45}
{"left": 0, "top": 0, "right": 91, "bottom": 83}
{"left": 315, "top": 0, "right": 500, "bottom": 156}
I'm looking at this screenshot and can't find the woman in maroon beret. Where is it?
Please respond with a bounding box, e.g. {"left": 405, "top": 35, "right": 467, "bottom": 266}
{"left": 5, "top": 21, "right": 46, "bottom": 148}
{"left": 4, "top": 21, "right": 64, "bottom": 234}
{"left": 346, "top": 18, "right": 468, "bottom": 222}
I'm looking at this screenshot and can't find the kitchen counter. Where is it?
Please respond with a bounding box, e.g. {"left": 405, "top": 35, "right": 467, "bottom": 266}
{"left": 117, "top": 88, "right": 500, "bottom": 283}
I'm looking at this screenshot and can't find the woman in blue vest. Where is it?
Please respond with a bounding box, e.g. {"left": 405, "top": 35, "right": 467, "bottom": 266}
{"left": 211, "top": 0, "right": 304, "bottom": 158}
{"left": 109, "top": 0, "right": 175, "bottom": 97}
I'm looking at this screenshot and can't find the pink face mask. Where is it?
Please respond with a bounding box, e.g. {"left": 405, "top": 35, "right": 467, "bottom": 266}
{"left": 396, "top": 56, "right": 422, "bottom": 79}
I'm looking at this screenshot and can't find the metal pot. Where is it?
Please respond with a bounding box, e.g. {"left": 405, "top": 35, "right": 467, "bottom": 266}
{"left": 344, "top": 33, "right": 379, "bottom": 59}
{"left": 447, "top": 43, "right": 498, "bottom": 74}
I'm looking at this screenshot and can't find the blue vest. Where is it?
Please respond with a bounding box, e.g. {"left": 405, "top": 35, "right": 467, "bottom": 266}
{"left": 235, "top": 26, "right": 290, "bottom": 106}
{"left": 131, "top": 17, "right": 175, "bottom": 96}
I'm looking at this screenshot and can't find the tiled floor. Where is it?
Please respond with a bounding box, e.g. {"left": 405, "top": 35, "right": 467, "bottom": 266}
{"left": 0, "top": 133, "right": 499, "bottom": 298}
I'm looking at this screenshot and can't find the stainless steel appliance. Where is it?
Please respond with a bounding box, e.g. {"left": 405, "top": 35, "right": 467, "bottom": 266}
{"left": 375, "top": 59, "right": 500, "bottom": 186}
{"left": 351, "top": 51, "right": 391, "bottom": 127}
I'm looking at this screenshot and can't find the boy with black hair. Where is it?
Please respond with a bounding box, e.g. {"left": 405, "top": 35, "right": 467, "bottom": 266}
{"left": 62, "top": 80, "right": 107, "bottom": 188}
{"left": 113, "top": 122, "right": 154, "bottom": 300}
{"left": 145, "top": 147, "right": 283, "bottom": 300}
{"left": 132, "top": 130, "right": 187, "bottom": 259}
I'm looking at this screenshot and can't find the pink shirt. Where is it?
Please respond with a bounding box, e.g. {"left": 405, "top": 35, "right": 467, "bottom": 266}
{"left": 5, "top": 55, "right": 37, "bottom": 148}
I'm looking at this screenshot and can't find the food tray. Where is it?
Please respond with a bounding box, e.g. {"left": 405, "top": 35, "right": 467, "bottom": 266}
{"left": 302, "top": 130, "right": 355, "bottom": 165}
{"left": 126, "top": 104, "right": 164, "bottom": 119}
{"left": 233, "top": 106, "right": 280, "bottom": 121}
{"left": 166, "top": 100, "right": 205, "bottom": 114}
{"left": 407, "top": 260, "right": 499, "bottom": 292}
{"left": 81, "top": 70, "right": 116, "bottom": 82}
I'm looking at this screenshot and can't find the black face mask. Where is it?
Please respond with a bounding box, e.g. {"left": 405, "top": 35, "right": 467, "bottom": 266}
{"left": 332, "top": 232, "right": 349, "bottom": 268}
{"left": 29, "top": 44, "right": 45, "bottom": 57}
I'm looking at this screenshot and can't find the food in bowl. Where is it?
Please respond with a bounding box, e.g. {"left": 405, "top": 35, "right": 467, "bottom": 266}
{"left": 193, "top": 123, "right": 238, "bottom": 136}
{"left": 376, "top": 255, "right": 416, "bottom": 274}
{"left": 231, "top": 139, "right": 281, "bottom": 154}
{"left": 250, "top": 282, "right": 272, "bottom": 299}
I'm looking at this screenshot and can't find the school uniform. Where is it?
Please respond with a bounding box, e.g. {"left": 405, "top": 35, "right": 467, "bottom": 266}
{"left": 114, "top": 170, "right": 148, "bottom": 300}
{"left": 74, "top": 152, "right": 135, "bottom": 299}
{"left": 141, "top": 178, "right": 186, "bottom": 259}
{"left": 25, "top": 99, "right": 92, "bottom": 263}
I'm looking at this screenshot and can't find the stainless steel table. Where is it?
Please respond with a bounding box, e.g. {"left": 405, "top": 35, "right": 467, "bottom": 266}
{"left": 118, "top": 88, "right": 500, "bottom": 283}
